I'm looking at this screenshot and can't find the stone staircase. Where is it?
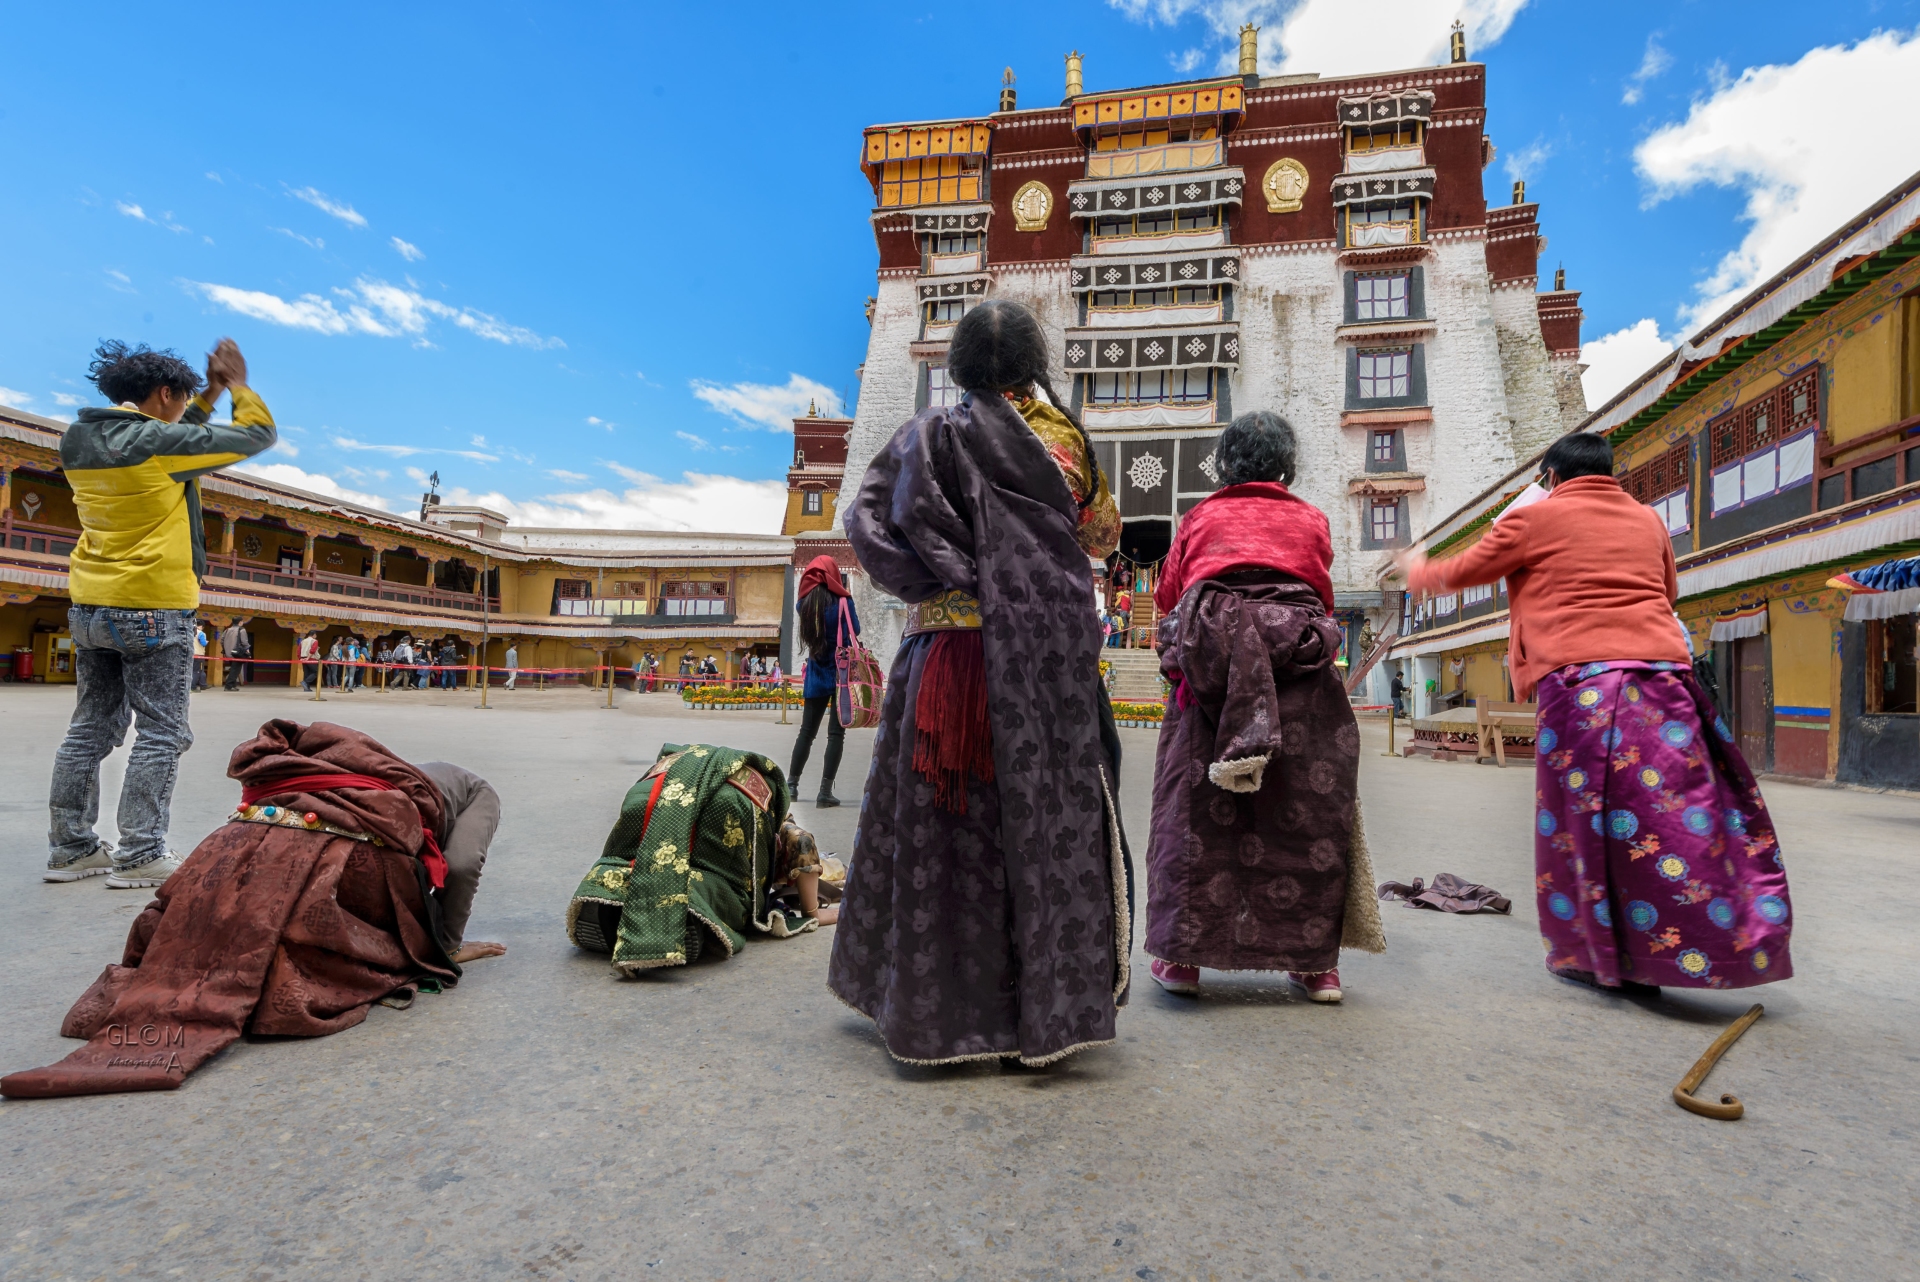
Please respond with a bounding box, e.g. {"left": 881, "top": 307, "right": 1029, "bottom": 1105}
{"left": 1103, "top": 648, "right": 1165, "bottom": 701}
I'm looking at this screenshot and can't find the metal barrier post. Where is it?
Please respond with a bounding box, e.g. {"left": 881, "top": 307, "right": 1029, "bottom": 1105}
{"left": 1382, "top": 707, "right": 1397, "bottom": 756}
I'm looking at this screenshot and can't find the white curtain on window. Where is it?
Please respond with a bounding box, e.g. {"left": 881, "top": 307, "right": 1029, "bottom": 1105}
{"left": 1712, "top": 463, "right": 1743, "bottom": 515}
{"left": 1743, "top": 451, "right": 1777, "bottom": 502}
{"left": 1081, "top": 401, "right": 1218, "bottom": 428}
{"left": 1349, "top": 222, "right": 1414, "bottom": 247}
{"left": 1084, "top": 303, "right": 1223, "bottom": 328}
{"left": 1343, "top": 146, "right": 1425, "bottom": 174}
{"left": 1091, "top": 228, "right": 1228, "bottom": 254}
{"left": 1777, "top": 430, "right": 1816, "bottom": 489}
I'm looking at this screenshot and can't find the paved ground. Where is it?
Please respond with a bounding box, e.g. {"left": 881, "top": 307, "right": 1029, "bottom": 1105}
{"left": 0, "top": 683, "right": 1915, "bottom": 1281}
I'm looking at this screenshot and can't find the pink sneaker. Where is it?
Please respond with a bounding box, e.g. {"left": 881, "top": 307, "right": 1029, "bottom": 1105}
{"left": 1150, "top": 958, "right": 1200, "bottom": 994}
{"left": 1288, "top": 970, "right": 1343, "bottom": 1003}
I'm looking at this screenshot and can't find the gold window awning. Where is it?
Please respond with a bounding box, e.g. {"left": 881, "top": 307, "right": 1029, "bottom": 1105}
{"left": 863, "top": 121, "right": 993, "bottom": 209}
{"left": 1072, "top": 81, "right": 1244, "bottom": 133}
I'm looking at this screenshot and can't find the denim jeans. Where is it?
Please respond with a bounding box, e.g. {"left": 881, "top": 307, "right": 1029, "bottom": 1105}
{"left": 49, "top": 606, "right": 196, "bottom": 869}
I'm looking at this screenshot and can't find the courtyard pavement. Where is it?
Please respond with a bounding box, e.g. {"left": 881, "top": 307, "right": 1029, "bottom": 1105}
{"left": 0, "top": 683, "right": 1915, "bottom": 1281}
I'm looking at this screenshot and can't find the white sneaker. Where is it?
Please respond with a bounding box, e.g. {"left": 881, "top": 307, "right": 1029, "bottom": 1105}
{"left": 105, "top": 852, "right": 186, "bottom": 889}
{"left": 44, "top": 841, "right": 116, "bottom": 882}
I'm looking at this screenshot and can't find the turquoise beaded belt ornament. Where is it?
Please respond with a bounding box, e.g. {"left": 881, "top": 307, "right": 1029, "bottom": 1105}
{"left": 228, "top": 803, "right": 380, "bottom": 844}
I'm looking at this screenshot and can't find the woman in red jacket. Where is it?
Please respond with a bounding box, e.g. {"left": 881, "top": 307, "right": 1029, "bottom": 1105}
{"left": 1400, "top": 432, "right": 1792, "bottom": 994}
{"left": 1145, "top": 411, "right": 1385, "bottom": 1003}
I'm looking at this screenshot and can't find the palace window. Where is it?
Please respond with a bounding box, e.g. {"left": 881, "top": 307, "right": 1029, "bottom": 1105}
{"left": 1175, "top": 207, "right": 1219, "bottom": 231}
{"left": 922, "top": 364, "right": 960, "bottom": 409}
{"left": 1347, "top": 122, "right": 1422, "bottom": 153}
{"left": 1620, "top": 441, "right": 1692, "bottom": 535}
{"left": 876, "top": 154, "right": 984, "bottom": 208}
{"left": 1362, "top": 497, "right": 1409, "bottom": 550}
{"left": 1345, "top": 200, "right": 1422, "bottom": 248}
{"left": 1357, "top": 349, "right": 1410, "bottom": 399}
{"left": 1094, "top": 211, "right": 1178, "bottom": 238}
{"left": 931, "top": 231, "right": 980, "bottom": 255}
{"left": 1706, "top": 366, "right": 1819, "bottom": 515}
{"left": 1866, "top": 614, "right": 1919, "bottom": 715}
{"left": 803, "top": 490, "right": 823, "bottom": 515}
{"left": 1355, "top": 272, "right": 1409, "bottom": 320}
{"left": 1347, "top": 344, "right": 1425, "bottom": 409}
{"left": 1367, "top": 428, "right": 1406, "bottom": 473}
{"left": 1086, "top": 370, "right": 1215, "bottom": 406}
{"left": 925, "top": 298, "right": 967, "bottom": 325}
{"left": 1090, "top": 286, "right": 1220, "bottom": 308}
{"left": 661, "top": 581, "right": 729, "bottom": 616}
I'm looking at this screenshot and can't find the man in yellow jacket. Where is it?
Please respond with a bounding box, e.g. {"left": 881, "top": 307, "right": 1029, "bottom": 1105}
{"left": 45, "top": 338, "right": 276, "bottom": 888}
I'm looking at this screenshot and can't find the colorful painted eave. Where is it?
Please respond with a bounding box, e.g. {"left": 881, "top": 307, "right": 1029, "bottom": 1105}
{"left": 1604, "top": 228, "right": 1920, "bottom": 448}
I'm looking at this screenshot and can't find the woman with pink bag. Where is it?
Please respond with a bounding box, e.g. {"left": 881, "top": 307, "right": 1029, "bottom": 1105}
{"left": 788, "top": 555, "right": 859, "bottom": 808}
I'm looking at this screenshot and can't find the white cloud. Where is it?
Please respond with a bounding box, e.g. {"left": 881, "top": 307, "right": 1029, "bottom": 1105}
{"left": 676, "top": 431, "right": 712, "bottom": 451}
{"left": 331, "top": 434, "right": 499, "bottom": 463}
{"left": 1108, "top": 0, "right": 1529, "bottom": 76}
{"left": 119, "top": 202, "right": 189, "bottom": 233}
{"left": 103, "top": 269, "right": 136, "bottom": 294}
{"left": 1636, "top": 28, "right": 1920, "bottom": 328}
{"left": 115, "top": 201, "right": 151, "bottom": 222}
{"left": 205, "top": 171, "right": 223, "bottom": 183}
{"left": 1580, "top": 318, "right": 1674, "bottom": 408}
{"left": 434, "top": 469, "right": 789, "bottom": 534}
{"left": 287, "top": 185, "right": 367, "bottom": 228}
{"left": 230, "top": 460, "right": 395, "bottom": 510}
{"left": 391, "top": 236, "right": 425, "bottom": 262}
{"left": 547, "top": 468, "right": 590, "bottom": 481}
{"left": 189, "top": 282, "right": 382, "bottom": 335}
{"left": 691, "top": 373, "right": 841, "bottom": 432}
{"left": 1503, "top": 138, "right": 1552, "bottom": 186}
{"left": 187, "top": 276, "right": 561, "bottom": 348}
{"left": 0, "top": 386, "right": 32, "bottom": 407}
{"left": 1621, "top": 35, "right": 1672, "bottom": 105}
{"left": 585, "top": 415, "right": 614, "bottom": 431}
{"left": 52, "top": 392, "right": 88, "bottom": 407}
{"left": 272, "top": 227, "right": 325, "bottom": 250}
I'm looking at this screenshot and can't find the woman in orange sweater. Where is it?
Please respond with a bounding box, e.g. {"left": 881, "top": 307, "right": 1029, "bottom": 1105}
{"left": 1399, "top": 433, "right": 1792, "bottom": 994}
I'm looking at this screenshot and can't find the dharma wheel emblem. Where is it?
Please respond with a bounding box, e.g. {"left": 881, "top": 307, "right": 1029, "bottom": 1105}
{"left": 1012, "top": 180, "right": 1053, "bottom": 231}
{"left": 1263, "top": 158, "right": 1309, "bottom": 213}
{"left": 1127, "top": 452, "right": 1168, "bottom": 492}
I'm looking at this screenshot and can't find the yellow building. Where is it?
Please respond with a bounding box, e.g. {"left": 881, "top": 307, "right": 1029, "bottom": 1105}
{"left": 0, "top": 407, "right": 793, "bottom": 688}
{"left": 1384, "top": 172, "right": 1920, "bottom": 788}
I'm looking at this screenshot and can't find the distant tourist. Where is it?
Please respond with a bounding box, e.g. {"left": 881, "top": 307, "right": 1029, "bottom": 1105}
{"left": 220, "top": 618, "right": 251, "bottom": 690}
{"left": 787, "top": 555, "right": 858, "bottom": 808}
{"left": 503, "top": 641, "right": 518, "bottom": 691}
{"left": 828, "top": 298, "right": 1128, "bottom": 1067}
{"left": 45, "top": 338, "right": 275, "bottom": 889}
{"left": 191, "top": 621, "right": 208, "bottom": 691}
{"left": 1390, "top": 667, "right": 1407, "bottom": 716}
{"left": 299, "top": 631, "right": 320, "bottom": 691}
{"left": 438, "top": 639, "right": 459, "bottom": 690}
{"left": 1400, "top": 431, "right": 1794, "bottom": 995}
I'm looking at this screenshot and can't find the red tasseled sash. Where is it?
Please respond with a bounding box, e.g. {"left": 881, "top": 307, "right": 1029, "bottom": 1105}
{"left": 239, "top": 773, "right": 448, "bottom": 889}
{"left": 912, "top": 630, "right": 995, "bottom": 815}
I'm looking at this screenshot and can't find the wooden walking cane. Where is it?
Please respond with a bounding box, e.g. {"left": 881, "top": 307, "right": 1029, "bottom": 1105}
{"left": 1673, "top": 1003, "right": 1763, "bottom": 1120}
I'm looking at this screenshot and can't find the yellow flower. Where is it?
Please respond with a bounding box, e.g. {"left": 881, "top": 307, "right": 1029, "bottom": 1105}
{"left": 598, "top": 867, "right": 628, "bottom": 892}
{"left": 660, "top": 780, "right": 693, "bottom": 807}
{"left": 722, "top": 815, "right": 746, "bottom": 848}
{"left": 651, "top": 842, "right": 679, "bottom": 868}
{"left": 689, "top": 870, "right": 704, "bottom": 882}
{"left": 656, "top": 892, "right": 690, "bottom": 907}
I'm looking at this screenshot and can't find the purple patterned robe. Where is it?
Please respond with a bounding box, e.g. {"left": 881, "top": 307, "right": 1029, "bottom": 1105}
{"left": 828, "top": 394, "right": 1128, "bottom": 1065}
{"left": 1534, "top": 661, "right": 1792, "bottom": 989}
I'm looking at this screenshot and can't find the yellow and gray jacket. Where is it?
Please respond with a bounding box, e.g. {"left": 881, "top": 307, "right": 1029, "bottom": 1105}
{"left": 60, "top": 387, "right": 276, "bottom": 609}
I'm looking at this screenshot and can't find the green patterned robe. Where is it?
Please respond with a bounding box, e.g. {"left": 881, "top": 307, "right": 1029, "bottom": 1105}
{"left": 566, "top": 744, "right": 813, "bottom": 973}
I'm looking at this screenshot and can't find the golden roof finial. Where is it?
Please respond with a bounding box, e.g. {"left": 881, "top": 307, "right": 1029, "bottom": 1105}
{"left": 1238, "top": 24, "right": 1259, "bottom": 78}
{"left": 1065, "top": 50, "right": 1084, "bottom": 100}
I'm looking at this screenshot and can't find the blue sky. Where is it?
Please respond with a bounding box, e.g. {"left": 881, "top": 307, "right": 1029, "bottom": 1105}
{"left": 3, "top": 1, "right": 1918, "bottom": 531}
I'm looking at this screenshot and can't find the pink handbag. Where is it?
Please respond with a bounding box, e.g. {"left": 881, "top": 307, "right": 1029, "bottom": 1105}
{"left": 835, "top": 598, "right": 883, "bottom": 729}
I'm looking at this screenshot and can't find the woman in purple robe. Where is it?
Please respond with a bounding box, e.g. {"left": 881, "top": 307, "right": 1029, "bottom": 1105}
{"left": 1402, "top": 432, "right": 1792, "bottom": 992}
{"left": 828, "top": 300, "right": 1130, "bottom": 1066}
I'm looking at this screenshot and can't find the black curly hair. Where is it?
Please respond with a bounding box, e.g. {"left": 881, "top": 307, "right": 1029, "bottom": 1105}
{"left": 87, "top": 340, "right": 202, "bottom": 407}
{"left": 946, "top": 299, "right": 1100, "bottom": 509}
{"left": 1216, "top": 409, "right": 1297, "bottom": 486}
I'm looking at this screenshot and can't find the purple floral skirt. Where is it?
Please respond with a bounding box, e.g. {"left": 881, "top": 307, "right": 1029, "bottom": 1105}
{"left": 1534, "top": 661, "right": 1792, "bottom": 990}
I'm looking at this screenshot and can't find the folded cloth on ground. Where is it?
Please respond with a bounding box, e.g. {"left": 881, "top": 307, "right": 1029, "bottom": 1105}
{"left": 2, "top": 720, "right": 457, "bottom": 1099}
{"left": 1377, "top": 873, "right": 1512, "bottom": 915}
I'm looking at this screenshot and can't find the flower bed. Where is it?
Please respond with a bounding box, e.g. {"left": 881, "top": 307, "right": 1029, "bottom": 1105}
{"left": 681, "top": 686, "right": 804, "bottom": 710}
{"left": 1110, "top": 700, "right": 1164, "bottom": 728}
